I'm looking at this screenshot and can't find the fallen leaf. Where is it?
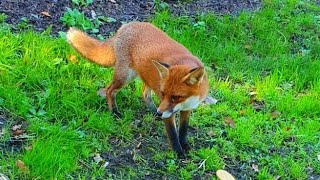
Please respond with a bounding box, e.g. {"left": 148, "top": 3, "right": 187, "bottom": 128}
{"left": 136, "top": 142, "right": 142, "bottom": 149}
{"left": 40, "top": 11, "right": 51, "bottom": 17}
{"left": 91, "top": 10, "right": 96, "bottom": 19}
{"left": 68, "top": 55, "right": 79, "bottom": 64}
{"left": 207, "top": 130, "right": 216, "bottom": 137}
{"left": 244, "top": 44, "right": 251, "bottom": 49}
{"left": 239, "top": 109, "right": 246, "bottom": 116}
{"left": 252, "top": 163, "right": 259, "bottom": 172}
{"left": 273, "top": 175, "right": 281, "bottom": 180}
{"left": 224, "top": 117, "right": 235, "bottom": 128}
{"left": 93, "top": 153, "right": 104, "bottom": 164}
{"left": 216, "top": 169, "right": 236, "bottom": 180}
{"left": 249, "top": 91, "right": 257, "bottom": 96}
{"left": 250, "top": 100, "right": 265, "bottom": 111}
{"left": 0, "top": 127, "right": 4, "bottom": 138}
{"left": 285, "top": 126, "right": 290, "bottom": 131}
{"left": 12, "top": 124, "right": 22, "bottom": 131}
{"left": 102, "top": 161, "right": 109, "bottom": 168}
{"left": 97, "top": 88, "right": 106, "bottom": 97}
{"left": 24, "top": 146, "right": 33, "bottom": 151}
{"left": 317, "top": 154, "right": 320, "bottom": 161}
{"left": 16, "top": 159, "right": 28, "bottom": 173}
{"left": 270, "top": 111, "right": 281, "bottom": 119}
{"left": 0, "top": 173, "right": 10, "bottom": 180}
{"left": 109, "top": 0, "right": 116, "bottom": 3}
{"left": 12, "top": 129, "right": 25, "bottom": 136}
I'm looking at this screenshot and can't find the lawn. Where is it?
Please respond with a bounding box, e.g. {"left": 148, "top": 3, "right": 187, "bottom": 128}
{"left": 0, "top": 0, "right": 320, "bottom": 179}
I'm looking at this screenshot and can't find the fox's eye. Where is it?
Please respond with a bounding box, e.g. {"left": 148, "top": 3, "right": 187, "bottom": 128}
{"left": 171, "top": 95, "right": 182, "bottom": 103}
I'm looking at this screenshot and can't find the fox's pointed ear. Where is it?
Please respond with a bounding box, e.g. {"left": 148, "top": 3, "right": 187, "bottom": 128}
{"left": 152, "top": 61, "right": 169, "bottom": 79}
{"left": 183, "top": 67, "right": 205, "bottom": 85}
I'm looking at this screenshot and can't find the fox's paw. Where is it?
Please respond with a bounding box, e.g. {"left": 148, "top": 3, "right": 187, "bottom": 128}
{"left": 112, "top": 110, "right": 122, "bottom": 119}
{"left": 177, "top": 151, "right": 187, "bottom": 159}
{"left": 181, "top": 143, "right": 191, "bottom": 152}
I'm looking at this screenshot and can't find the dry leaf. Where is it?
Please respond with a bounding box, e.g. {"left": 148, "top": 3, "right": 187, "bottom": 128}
{"left": 24, "top": 146, "right": 33, "bottom": 151}
{"left": 136, "top": 142, "right": 142, "bottom": 149}
{"left": 317, "top": 154, "right": 320, "bottom": 161}
{"left": 216, "top": 169, "right": 236, "bottom": 180}
{"left": 244, "top": 44, "right": 251, "bottom": 49}
{"left": 97, "top": 88, "right": 106, "bottom": 97}
{"left": 224, "top": 117, "right": 235, "bottom": 128}
{"left": 249, "top": 91, "right": 257, "bottom": 96}
{"left": 41, "top": 11, "right": 51, "bottom": 17}
{"left": 207, "top": 130, "right": 216, "bottom": 137}
{"left": 285, "top": 126, "right": 290, "bottom": 131}
{"left": 102, "top": 161, "right": 109, "bottom": 168}
{"left": 239, "top": 109, "right": 246, "bottom": 116}
{"left": 16, "top": 159, "right": 29, "bottom": 173}
{"left": 68, "top": 55, "right": 79, "bottom": 64}
{"left": 109, "top": 0, "right": 116, "bottom": 3}
{"left": 270, "top": 111, "right": 281, "bottom": 119}
{"left": 0, "top": 127, "right": 4, "bottom": 138}
{"left": 0, "top": 173, "right": 10, "bottom": 180}
{"left": 13, "top": 129, "right": 25, "bottom": 136}
{"left": 93, "top": 153, "right": 104, "bottom": 164}
{"left": 12, "top": 124, "right": 22, "bottom": 131}
{"left": 252, "top": 163, "right": 259, "bottom": 172}
{"left": 273, "top": 175, "right": 281, "bottom": 180}
{"left": 251, "top": 100, "right": 265, "bottom": 111}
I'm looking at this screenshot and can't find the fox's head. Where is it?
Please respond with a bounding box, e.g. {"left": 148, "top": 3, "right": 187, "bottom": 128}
{"left": 153, "top": 61, "right": 206, "bottom": 119}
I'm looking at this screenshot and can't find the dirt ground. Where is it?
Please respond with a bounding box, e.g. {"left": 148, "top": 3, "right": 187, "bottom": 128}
{"left": 0, "top": 0, "right": 261, "bottom": 36}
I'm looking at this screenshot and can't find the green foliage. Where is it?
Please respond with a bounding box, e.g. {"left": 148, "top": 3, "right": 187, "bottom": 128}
{"left": 71, "top": 0, "right": 93, "bottom": 7}
{"left": 196, "top": 147, "right": 224, "bottom": 171}
{"left": 60, "top": 8, "right": 101, "bottom": 32}
{"left": 0, "top": 13, "right": 7, "bottom": 23}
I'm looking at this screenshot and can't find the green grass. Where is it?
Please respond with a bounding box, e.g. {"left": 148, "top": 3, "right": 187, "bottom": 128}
{"left": 1, "top": 0, "right": 320, "bottom": 179}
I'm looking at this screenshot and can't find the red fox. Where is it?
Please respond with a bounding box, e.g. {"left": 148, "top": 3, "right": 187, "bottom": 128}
{"left": 67, "top": 22, "right": 209, "bottom": 156}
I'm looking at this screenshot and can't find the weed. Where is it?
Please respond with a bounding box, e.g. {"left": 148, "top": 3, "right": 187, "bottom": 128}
{"left": 71, "top": 0, "right": 93, "bottom": 7}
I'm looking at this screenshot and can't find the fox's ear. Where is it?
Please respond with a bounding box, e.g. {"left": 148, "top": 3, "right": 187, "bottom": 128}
{"left": 152, "top": 61, "right": 169, "bottom": 79}
{"left": 183, "top": 67, "right": 205, "bottom": 85}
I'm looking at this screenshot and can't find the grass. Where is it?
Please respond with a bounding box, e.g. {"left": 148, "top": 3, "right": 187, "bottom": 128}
{"left": 0, "top": 0, "right": 320, "bottom": 179}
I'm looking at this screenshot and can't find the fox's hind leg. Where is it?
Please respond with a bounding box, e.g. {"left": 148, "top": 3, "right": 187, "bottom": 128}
{"left": 106, "top": 64, "right": 137, "bottom": 118}
{"left": 142, "top": 84, "right": 157, "bottom": 113}
{"left": 106, "top": 80, "right": 124, "bottom": 118}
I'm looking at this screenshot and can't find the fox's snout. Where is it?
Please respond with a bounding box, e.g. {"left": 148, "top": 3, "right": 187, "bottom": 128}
{"left": 156, "top": 100, "right": 174, "bottom": 118}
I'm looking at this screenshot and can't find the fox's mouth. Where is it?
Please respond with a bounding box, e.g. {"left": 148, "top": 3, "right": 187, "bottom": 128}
{"left": 158, "top": 96, "right": 202, "bottom": 119}
{"left": 160, "top": 109, "right": 179, "bottom": 119}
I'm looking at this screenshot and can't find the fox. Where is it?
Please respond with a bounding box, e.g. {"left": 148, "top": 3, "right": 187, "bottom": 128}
{"left": 66, "top": 22, "right": 209, "bottom": 157}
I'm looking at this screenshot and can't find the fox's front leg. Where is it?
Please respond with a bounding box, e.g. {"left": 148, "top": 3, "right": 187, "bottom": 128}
{"left": 179, "top": 110, "right": 191, "bottom": 151}
{"left": 163, "top": 115, "right": 184, "bottom": 157}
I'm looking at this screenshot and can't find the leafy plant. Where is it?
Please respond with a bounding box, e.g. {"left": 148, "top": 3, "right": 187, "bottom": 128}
{"left": 60, "top": 8, "right": 100, "bottom": 33}
{"left": 71, "top": 0, "right": 93, "bottom": 7}
{"left": 0, "top": 13, "right": 7, "bottom": 23}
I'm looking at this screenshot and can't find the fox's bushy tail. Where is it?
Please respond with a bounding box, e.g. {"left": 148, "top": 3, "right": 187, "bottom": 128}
{"left": 66, "top": 28, "right": 115, "bottom": 66}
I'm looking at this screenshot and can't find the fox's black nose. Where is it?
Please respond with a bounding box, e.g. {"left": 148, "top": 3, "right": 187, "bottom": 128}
{"left": 156, "top": 110, "right": 162, "bottom": 117}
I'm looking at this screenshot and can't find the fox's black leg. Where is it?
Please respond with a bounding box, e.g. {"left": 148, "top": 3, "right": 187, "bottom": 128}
{"left": 179, "top": 110, "right": 191, "bottom": 151}
{"left": 163, "top": 115, "right": 185, "bottom": 158}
